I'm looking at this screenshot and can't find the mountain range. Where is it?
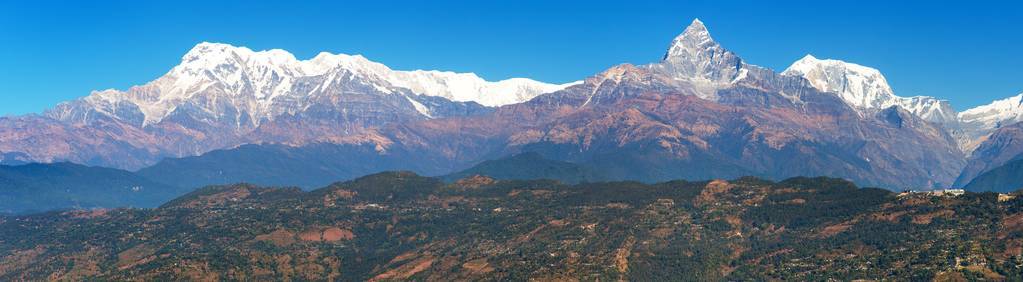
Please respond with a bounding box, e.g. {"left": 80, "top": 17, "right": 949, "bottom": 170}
{"left": 2, "top": 19, "right": 1023, "bottom": 201}
{"left": 1, "top": 42, "right": 576, "bottom": 170}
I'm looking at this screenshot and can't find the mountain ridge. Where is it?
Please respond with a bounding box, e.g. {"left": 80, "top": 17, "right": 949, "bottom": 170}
{"left": 781, "top": 54, "right": 958, "bottom": 125}
{"left": 0, "top": 19, "right": 1018, "bottom": 190}
{"left": 0, "top": 42, "right": 577, "bottom": 169}
{"left": 47, "top": 42, "right": 579, "bottom": 127}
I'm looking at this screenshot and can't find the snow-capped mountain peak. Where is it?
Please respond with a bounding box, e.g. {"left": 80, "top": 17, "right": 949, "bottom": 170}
{"left": 656, "top": 18, "right": 747, "bottom": 95}
{"left": 181, "top": 42, "right": 299, "bottom": 70}
{"left": 47, "top": 42, "right": 577, "bottom": 127}
{"left": 663, "top": 18, "right": 714, "bottom": 61}
{"left": 783, "top": 54, "right": 896, "bottom": 109}
{"left": 380, "top": 70, "right": 581, "bottom": 107}
{"left": 782, "top": 55, "right": 957, "bottom": 125}
{"left": 174, "top": 43, "right": 579, "bottom": 106}
{"left": 951, "top": 93, "right": 1023, "bottom": 153}
{"left": 959, "top": 93, "right": 1023, "bottom": 130}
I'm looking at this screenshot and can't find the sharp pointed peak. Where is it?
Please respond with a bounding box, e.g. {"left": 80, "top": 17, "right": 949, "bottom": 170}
{"left": 688, "top": 18, "right": 706, "bottom": 28}
{"left": 662, "top": 18, "right": 719, "bottom": 61}
{"left": 680, "top": 18, "right": 710, "bottom": 38}
{"left": 798, "top": 54, "right": 819, "bottom": 61}
{"left": 658, "top": 18, "right": 747, "bottom": 84}
{"left": 784, "top": 54, "right": 823, "bottom": 73}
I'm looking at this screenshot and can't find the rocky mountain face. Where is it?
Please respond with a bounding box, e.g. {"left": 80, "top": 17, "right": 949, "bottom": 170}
{"left": 939, "top": 93, "right": 1023, "bottom": 188}
{"left": 2, "top": 172, "right": 1021, "bottom": 280}
{"left": 955, "top": 122, "right": 1023, "bottom": 188}
{"left": 781, "top": 55, "right": 958, "bottom": 126}
{"left": 0, "top": 116, "right": 161, "bottom": 169}
{"left": 964, "top": 158, "right": 1023, "bottom": 192}
{"left": 957, "top": 93, "right": 1023, "bottom": 150}
{"left": 0, "top": 43, "right": 572, "bottom": 169}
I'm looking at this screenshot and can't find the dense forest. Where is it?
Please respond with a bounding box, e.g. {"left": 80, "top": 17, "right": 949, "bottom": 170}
{"left": 1, "top": 172, "right": 1021, "bottom": 280}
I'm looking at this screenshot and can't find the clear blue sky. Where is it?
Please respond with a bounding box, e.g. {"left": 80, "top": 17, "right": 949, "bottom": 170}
{"left": 1, "top": 0, "right": 1020, "bottom": 115}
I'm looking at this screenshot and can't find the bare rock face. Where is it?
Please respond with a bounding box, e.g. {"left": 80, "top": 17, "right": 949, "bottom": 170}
{"left": 963, "top": 158, "right": 1023, "bottom": 192}
{"left": 955, "top": 122, "right": 1023, "bottom": 188}
{"left": 0, "top": 115, "right": 168, "bottom": 170}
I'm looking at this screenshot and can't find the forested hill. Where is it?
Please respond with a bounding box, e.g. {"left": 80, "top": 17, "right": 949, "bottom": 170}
{"left": 0, "top": 162, "right": 185, "bottom": 214}
{"left": 1, "top": 172, "right": 1021, "bottom": 280}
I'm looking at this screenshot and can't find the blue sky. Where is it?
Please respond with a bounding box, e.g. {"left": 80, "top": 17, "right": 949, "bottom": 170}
{"left": 1, "top": 0, "right": 1020, "bottom": 115}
